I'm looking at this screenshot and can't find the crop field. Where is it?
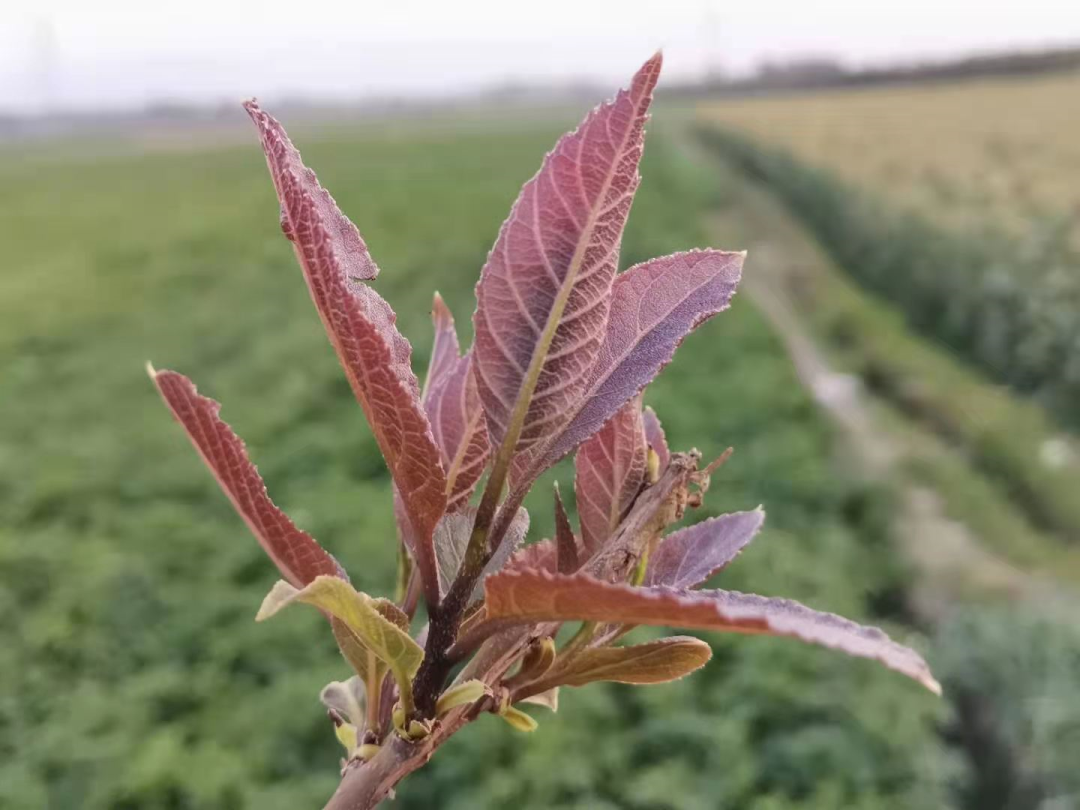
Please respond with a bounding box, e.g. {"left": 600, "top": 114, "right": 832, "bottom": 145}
{"left": 698, "top": 71, "right": 1080, "bottom": 245}
{"left": 696, "top": 71, "right": 1080, "bottom": 429}
{"left": 693, "top": 70, "right": 1080, "bottom": 808}
{"left": 0, "top": 113, "right": 951, "bottom": 809}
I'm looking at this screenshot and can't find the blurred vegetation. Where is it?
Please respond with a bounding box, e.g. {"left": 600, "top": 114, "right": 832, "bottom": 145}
{"left": 699, "top": 126, "right": 1080, "bottom": 545}
{"left": 0, "top": 118, "right": 946, "bottom": 808}
{"left": 695, "top": 119, "right": 1080, "bottom": 809}
{"left": 936, "top": 605, "right": 1080, "bottom": 810}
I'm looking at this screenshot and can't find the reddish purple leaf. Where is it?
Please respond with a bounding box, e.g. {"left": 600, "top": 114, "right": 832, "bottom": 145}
{"left": 472, "top": 54, "right": 662, "bottom": 457}
{"left": 422, "top": 296, "right": 490, "bottom": 512}
{"left": 642, "top": 405, "right": 670, "bottom": 474}
{"left": 423, "top": 292, "right": 461, "bottom": 401}
{"left": 553, "top": 484, "right": 580, "bottom": 574}
{"left": 514, "top": 249, "right": 744, "bottom": 489}
{"left": 244, "top": 101, "right": 447, "bottom": 600}
{"left": 150, "top": 368, "right": 344, "bottom": 588}
{"left": 574, "top": 396, "right": 647, "bottom": 553}
{"left": 506, "top": 539, "right": 558, "bottom": 574}
{"left": 644, "top": 508, "right": 765, "bottom": 589}
{"left": 484, "top": 570, "right": 941, "bottom": 693}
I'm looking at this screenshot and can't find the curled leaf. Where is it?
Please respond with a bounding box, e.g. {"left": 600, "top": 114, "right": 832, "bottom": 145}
{"left": 149, "top": 367, "right": 344, "bottom": 588}
{"left": 423, "top": 292, "right": 461, "bottom": 399}
{"left": 519, "top": 687, "right": 559, "bottom": 713}
{"left": 644, "top": 508, "right": 766, "bottom": 589}
{"left": 484, "top": 570, "right": 941, "bottom": 694}
{"left": 473, "top": 54, "right": 662, "bottom": 458}
{"left": 257, "top": 577, "right": 424, "bottom": 697}
{"left": 320, "top": 677, "right": 366, "bottom": 727}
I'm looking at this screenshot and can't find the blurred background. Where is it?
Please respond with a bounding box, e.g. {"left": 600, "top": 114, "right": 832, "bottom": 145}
{"left": 2, "top": 1, "right": 1079, "bottom": 808}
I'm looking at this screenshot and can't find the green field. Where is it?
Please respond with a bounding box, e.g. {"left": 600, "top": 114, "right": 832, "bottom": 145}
{"left": 0, "top": 113, "right": 953, "bottom": 808}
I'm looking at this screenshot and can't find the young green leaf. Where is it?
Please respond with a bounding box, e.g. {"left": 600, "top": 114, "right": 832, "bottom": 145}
{"left": 245, "top": 101, "right": 447, "bottom": 606}
{"left": 644, "top": 508, "right": 766, "bottom": 589}
{"left": 472, "top": 54, "right": 662, "bottom": 460}
{"left": 512, "top": 249, "right": 744, "bottom": 489}
{"left": 435, "top": 679, "right": 488, "bottom": 717}
{"left": 257, "top": 577, "right": 424, "bottom": 696}
{"left": 149, "top": 367, "right": 345, "bottom": 588}
{"left": 574, "top": 396, "right": 647, "bottom": 553}
{"left": 483, "top": 570, "right": 941, "bottom": 693}
{"left": 526, "top": 636, "right": 711, "bottom": 692}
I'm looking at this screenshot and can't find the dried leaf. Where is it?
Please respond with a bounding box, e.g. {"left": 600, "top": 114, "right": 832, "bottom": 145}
{"left": 644, "top": 508, "right": 766, "bottom": 589}
{"left": 553, "top": 484, "right": 580, "bottom": 574}
{"left": 472, "top": 54, "right": 662, "bottom": 458}
{"left": 513, "top": 250, "right": 744, "bottom": 488}
{"left": 244, "top": 101, "right": 447, "bottom": 599}
{"left": 149, "top": 367, "right": 344, "bottom": 588}
{"left": 257, "top": 577, "right": 424, "bottom": 691}
{"left": 484, "top": 570, "right": 941, "bottom": 693}
{"left": 536, "top": 636, "right": 711, "bottom": 690}
{"left": 434, "top": 507, "right": 530, "bottom": 599}
{"left": 642, "top": 405, "right": 670, "bottom": 474}
{"left": 519, "top": 687, "right": 559, "bottom": 712}
{"left": 575, "top": 396, "right": 647, "bottom": 552}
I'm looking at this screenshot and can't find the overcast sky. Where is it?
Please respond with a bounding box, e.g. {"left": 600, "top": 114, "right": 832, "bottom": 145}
{"left": 2, "top": 0, "right": 1079, "bottom": 113}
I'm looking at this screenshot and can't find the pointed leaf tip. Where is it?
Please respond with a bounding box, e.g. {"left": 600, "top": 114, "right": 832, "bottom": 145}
{"left": 484, "top": 570, "right": 940, "bottom": 694}
{"left": 152, "top": 369, "right": 345, "bottom": 587}
{"left": 473, "top": 53, "right": 662, "bottom": 460}
{"left": 246, "top": 100, "right": 448, "bottom": 602}
{"left": 645, "top": 509, "right": 766, "bottom": 589}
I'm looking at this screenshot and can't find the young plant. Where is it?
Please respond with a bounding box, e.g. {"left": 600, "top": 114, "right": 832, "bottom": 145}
{"left": 150, "top": 54, "right": 939, "bottom": 809}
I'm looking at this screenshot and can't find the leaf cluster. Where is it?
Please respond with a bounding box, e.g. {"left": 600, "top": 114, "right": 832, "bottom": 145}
{"left": 151, "top": 56, "right": 938, "bottom": 807}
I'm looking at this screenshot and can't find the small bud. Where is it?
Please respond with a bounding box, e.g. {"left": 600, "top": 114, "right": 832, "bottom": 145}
{"left": 436, "top": 680, "right": 488, "bottom": 717}
{"left": 334, "top": 722, "right": 358, "bottom": 754}
{"left": 357, "top": 743, "right": 381, "bottom": 762}
{"left": 646, "top": 447, "right": 661, "bottom": 484}
{"left": 498, "top": 705, "right": 538, "bottom": 733}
